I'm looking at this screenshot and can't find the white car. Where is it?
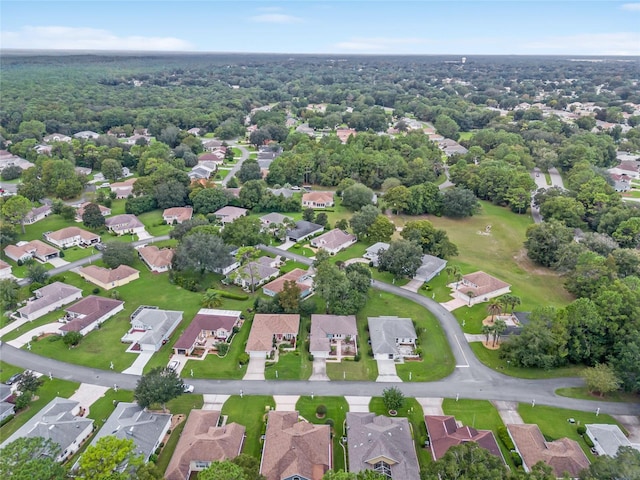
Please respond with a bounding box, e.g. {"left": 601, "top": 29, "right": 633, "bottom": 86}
{"left": 182, "top": 384, "right": 194, "bottom": 393}
{"left": 167, "top": 361, "right": 179, "bottom": 372}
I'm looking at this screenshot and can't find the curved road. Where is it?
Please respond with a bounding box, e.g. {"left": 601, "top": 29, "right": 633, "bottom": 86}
{"left": 3, "top": 241, "right": 639, "bottom": 416}
{"left": 221, "top": 140, "right": 250, "bottom": 186}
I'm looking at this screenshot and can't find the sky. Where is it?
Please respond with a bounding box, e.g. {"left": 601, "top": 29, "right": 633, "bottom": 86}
{"left": 1, "top": 1, "right": 639, "bottom": 56}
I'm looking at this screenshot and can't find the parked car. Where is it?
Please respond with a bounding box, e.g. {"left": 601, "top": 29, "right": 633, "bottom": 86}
{"left": 5, "top": 372, "right": 23, "bottom": 385}
{"left": 182, "top": 384, "right": 194, "bottom": 393}
{"left": 167, "top": 361, "right": 179, "bottom": 372}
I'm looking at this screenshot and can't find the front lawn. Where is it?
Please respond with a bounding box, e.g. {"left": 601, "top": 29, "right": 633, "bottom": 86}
{"left": 518, "top": 403, "right": 624, "bottom": 461}
{"left": 296, "top": 396, "right": 349, "bottom": 472}
{"left": 369, "top": 397, "right": 431, "bottom": 467}
{"left": 555, "top": 387, "right": 639, "bottom": 404}
{"left": 221, "top": 395, "right": 275, "bottom": 459}
{"left": 417, "top": 271, "right": 455, "bottom": 303}
{"left": 470, "top": 342, "right": 585, "bottom": 379}
{"left": 137, "top": 210, "right": 172, "bottom": 237}
{"left": 441, "top": 398, "right": 514, "bottom": 468}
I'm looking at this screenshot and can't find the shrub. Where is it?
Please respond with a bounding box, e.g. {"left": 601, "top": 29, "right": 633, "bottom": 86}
{"left": 16, "top": 259, "right": 23, "bottom": 266}
{"left": 316, "top": 404, "right": 327, "bottom": 416}
{"left": 238, "top": 353, "right": 250, "bottom": 365}
{"left": 577, "top": 425, "right": 586, "bottom": 435}
{"left": 584, "top": 435, "right": 595, "bottom": 448}
{"left": 58, "top": 251, "right": 65, "bottom": 258}
{"left": 149, "top": 454, "right": 158, "bottom": 463}
{"left": 325, "top": 418, "right": 334, "bottom": 427}
{"left": 92, "top": 287, "right": 100, "bottom": 294}
{"left": 354, "top": 353, "right": 361, "bottom": 362}
{"left": 0, "top": 414, "right": 14, "bottom": 427}
{"left": 216, "top": 342, "right": 230, "bottom": 356}
{"left": 63, "top": 331, "right": 83, "bottom": 347}
{"left": 210, "top": 289, "right": 248, "bottom": 301}
{"left": 308, "top": 354, "right": 314, "bottom": 361}
{"left": 497, "top": 426, "right": 515, "bottom": 450}
{"left": 511, "top": 452, "right": 523, "bottom": 467}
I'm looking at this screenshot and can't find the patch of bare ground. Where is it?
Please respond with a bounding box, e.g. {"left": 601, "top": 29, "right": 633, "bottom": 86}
{"left": 514, "top": 248, "right": 562, "bottom": 277}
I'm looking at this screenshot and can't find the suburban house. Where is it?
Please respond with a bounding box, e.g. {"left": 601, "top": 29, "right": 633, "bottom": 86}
{"left": 453, "top": 271, "right": 511, "bottom": 306}
{"left": 310, "top": 229, "right": 357, "bottom": 255}
{"left": 336, "top": 128, "right": 357, "bottom": 143}
{"left": 121, "top": 307, "right": 183, "bottom": 352}
{"left": 44, "top": 226, "right": 100, "bottom": 248}
{"left": 105, "top": 214, "right": 146, "bottom": 236}
{"left": 110, "top": 178, "right": 137, "bottom": 199}
{"left": 202, "top": 139, "right": 223, "bottom": 151}
{"left": 138, "top": 245, "right": 174, "bottom": 273}
{"left": 214, "top": 255, "right": 241, "bottom": 276}
{"left": 0, "top": 384, "right": 14, "bottom": 422}
{"left": 0, "top": 397, "right": 93, "bottom": 463}
{"left": 363, "top": 242, "right": 389, "bottom": 267}
{"left": 77, "top": 264, "right": 140, "bottom": 290}
{"left": 507, "top": 424, "right": 590, "bottom": 479}
{"left": 213, "top": 206, "right": 248, "bottom": 225}
{"left": 585, "top": 424, "right": 640, "bottom": 457}
{"left": 302, "top": 191, "right": 334, "bottom": 209}
{"left": 58, "top": 295, "right": 125, "bottom": 336}
{"left": 0, "top": 259, "right": 12, "bottom": 279}
{"left": 189, "top": 163, "right": 216, "bottom": 180}
{"left": 347, "top": 413, "right": 420, "bottom": 480}
{"left": 438, "top": 138, "right": 469, "bottom": 157}
{"left": 73, "top": 130, "right": 100, "bottom": 139}
{"left": 263, "top": 268, "right": 314, "bottom": 298}
{"left": 425, "top": 415, "right": 506, "bottom": 463}
{"left": 165, "top": 410, "right": 246, "bottom": 480}
{"left": 286, "top": 220, "right": 324, "bottom": 242}
{"left": 24, "top": 204, "right": 52, "bottom": 225}
{"left": 86, "top": 402, "right": 171, "bottom": 464}
{"left": 163, "top": 207, "right": 193, "bottom": 225}
{"left": 198, "top": 152, "right": 225, "bottom": 164}
{"left": 4, "top": 240, "right": 60, "bottom": 263}
{"left": 16, "top": 282, "right": 83, "bottom": 321}
{"left": 414, "top": 255, "right": 448, "bottom": 283}
{"left": 368, "top": 316, "right": 418, "bottom": 361}
{"left": 260, "top": 212, "right": 293, "bottom": 230}
{"left": 74, "top": 202, "right": 111, "bottom": 222}
{"left": 245, "top": 314, "right": 300, "bottom": 359}
{"left": 260, "top": 410, "right": 331, "bottom": 480}
{"left": 232, "top": 257, "right": 280, "bottom": 290}
{"left": 309, "top": 314, "right": 358, "bottom": 360}
{"left": 173, "top": 309, "right": 242, "bottom": 356}
{"left": 44, "top": 133, "right": 72, "bottom": 143}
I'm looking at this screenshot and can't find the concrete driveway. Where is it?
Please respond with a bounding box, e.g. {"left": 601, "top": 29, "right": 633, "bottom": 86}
{"left": 48, "top": 257, "right": 69, "bottom": 268}
{"left": 345, "top": 396, "right": 371, "bottom": 412}
{"left": 202, "top": 394, "right": 230, "bottom": 410}
{"left": 309, "top": 358, "right": 329, "bottom": 381}
{"left": 493, "top": 400, "right": 525, "bottom": 425}
{"left": 243, "top": 357, "right": 266, "bottom": 380}
{"left": 122, "top": 352, "right": 154, "bottom": 375}
{"left": 7, "top": 322, "right": 62, "bottom": 348}
{"left": 274, "top": 395, "right": 299, "bottom": 411}
{"left": 69, "top": 384, "right": 110, "bottom": 416}
{"left": 375, "top": 359, "right": 402, "bottom": 382}
{"left": 416, "top": 397, "right": 444, "bottom": 415}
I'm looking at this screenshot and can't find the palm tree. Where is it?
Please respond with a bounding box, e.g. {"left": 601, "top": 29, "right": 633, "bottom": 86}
{"left": 498, "top": 294, "right": 513, "bottom": 315}
{"left": 487, "top": 301, "right": 502, "bottom": 322}
{"left": 481, "top": 324, "right": 493, "bottom": 346}
{"left": 201, "top": 289, "right": 222, "bottom": 308}
{"left": 466, "top": 291, "right": 475, "bottom": 306}
{"left": 493, "top": 318, "right": 507, "bottom": 346}
{"left": 445, "top": 266, "right": 454, "bottom": 282}
{"left": 510, "top": 295, "right": 522, "bottom": 314}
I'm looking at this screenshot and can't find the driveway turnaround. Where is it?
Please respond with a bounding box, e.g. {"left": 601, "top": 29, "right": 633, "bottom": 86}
{"left": 345, "top": 396, "right": 372, "bottom": 412}
{"left": 375, "top": 359, "right": 402, "bottom": 382}
{"left": 7, "top": 322, "right": 61, "bottom": 348}
{"left": 243, "top": 357, "right": 266, "bottom": 380}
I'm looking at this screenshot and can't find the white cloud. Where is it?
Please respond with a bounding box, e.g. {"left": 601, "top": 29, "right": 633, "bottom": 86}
{"left": 1, "top": 26, "right": 193, "bottom": 51}
{"left": 334, "top": 37, "right": 428, "bottom": 53}
{"left": 523, "top": 32, "right": 640, "bottom": 56}
{"left": 250, "top": 13, "right": 303, "bottom": 24}
{"left": 621, "top": 3, "right": 640, "bottom": 10}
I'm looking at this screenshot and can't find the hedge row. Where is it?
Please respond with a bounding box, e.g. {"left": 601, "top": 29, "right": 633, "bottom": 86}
{"left": 211, "top": 290, "right": 249, "bottom": 301}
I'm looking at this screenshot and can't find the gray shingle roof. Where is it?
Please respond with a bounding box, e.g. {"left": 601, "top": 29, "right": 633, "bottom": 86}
{"left": 368, "top": 316, "right": 417, "bottom": 356}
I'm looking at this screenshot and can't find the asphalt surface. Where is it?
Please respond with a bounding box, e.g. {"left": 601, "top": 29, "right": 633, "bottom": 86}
{"left": 221, "top": 141, "right": 250, "bottom": 186}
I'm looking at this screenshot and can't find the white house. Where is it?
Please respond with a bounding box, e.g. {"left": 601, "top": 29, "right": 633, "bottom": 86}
{"left": 310, "top": 229, "right": 357, "bottom": 255}
{"left": 44, "top": 227, "right": 100, "bottom": 248}
{"left": 452, "top": 271, "right": 511, "bottom": 306}
{"left": 105, "top": 214, "right": 146, "bottom": 236}
{"left": 16, "top": 282, "right": 83, "bottom": 321}
{"left": 0, "top": 260, "right": 12, "bottom": 279}
{"left": 121, "top": 307, "right": 183, "bottom": 352}
{"left": 368, "top": 316, "right": 418, "bottom": 361}
{"left": 58, "top": 296, "right": 125, "bottom": 336}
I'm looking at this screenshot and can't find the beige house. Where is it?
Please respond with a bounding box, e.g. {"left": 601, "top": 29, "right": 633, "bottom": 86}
{"left": 302, "top": 191, "right": 334, "bottom": 208}
{"left": 245, "top": 314, "right": 300, "bottom": 359}
{"left": 309, "top": 314, "right": 358, "bottom": 360}
{"left": 310, "top": 229, "right": 357, "bottom": 254}
{"left": 163, "top": 207, "right": 193, "bottom": 224}
{"left": 16, "top": 282, "right": 83, "bottom": 321}
{"left": 214, "top": 206, "right": 248, "bottom": 225}
{"left": 165, "top": 410, "right": 245, "bottom": 480}
{"left": 260, "top": 410, "right": 331, "bottom": 480}
{"left": 105, "top": 214, "right": 146, "bottom": 236}
{"left": 4, "top": 240, "right": 59, "bottom": 263}
{"left": 138, "top": 245, "right": 174, "bottom": 272}
{"left": 453, "top": 271, "right": 511, "bottom": 306}
{"left": 0, "top": 260, "right": 12, "bottom": 279}
{"left": 109, "top": 178, "right": 137, "bottom": 198}
{"left": 77, "top": 264, "right": 139, "bottom": 290}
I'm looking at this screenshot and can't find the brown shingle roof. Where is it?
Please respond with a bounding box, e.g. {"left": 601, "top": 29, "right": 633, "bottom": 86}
{"left": 261, "top": 411, "right": 331, "bottom": 480}
{"left": 507, "top": 424, "right": 590, "bottom": 478}
{"left": 165, "top": 410, "right": 245, "bottom": 480}
{"left": 138, "top": 245, "right": 174, "bottom": 269}
{"left": 460, "top": 271, "right": 510, "bottom": 297}
{"left": 262, "top": 268, "right": 311, "bottom": 295}
{"left": 59, "top": 295, "right": 124, "bottom": 332}
{"left": 302, "top": 191, "right": 334, "bottom": 204}
{"left": 163, "top": 207, "right": 193, "bottom": 223}
{"left": 78, "top": 265, "right": 139, "bottom": 285}
{"left": 246, "top": 314, "right": 300, "bottom": 352}
{"left": 4, "top": 240, "right": 59, "bottom": 261}
{"left": 173, "top": 310, "right": 241, "bottom": 350}
{"left": 46, "top": 226, "right": 99, "bottom": 242}
{"left": 425, "top": 415, "right": 505, "bottom": 462}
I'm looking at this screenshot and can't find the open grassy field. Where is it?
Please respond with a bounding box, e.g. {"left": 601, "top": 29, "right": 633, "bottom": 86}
{"left": 518, "top": 403, "right": 624, "bottom": 461}
{"left": 296, "top": 396, "right": 349, "bottom": 472}
{"left": 441, "top": 398, "right": 514, "bottom": 468}
{"left": 221, "top": 395, "right": 275, "bottom": 459}
{"left": 470, "top": 342, "right": 585, "bottom": 379}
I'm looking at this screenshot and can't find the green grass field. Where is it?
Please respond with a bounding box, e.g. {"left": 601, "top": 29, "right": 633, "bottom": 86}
{"left": 221, "top": 395, "right": 275, "bottom": 459}
{"left": 137, "top": 210, "right": 172, "bottom": 237}
{"left": 441, "top": 398, "right": 514, "bottom": 468}
{"left": 296, "top": 396, "right": 349, "bottom": 472}
{"left": 555, "top": 387, "right": 639, "bottom": 403}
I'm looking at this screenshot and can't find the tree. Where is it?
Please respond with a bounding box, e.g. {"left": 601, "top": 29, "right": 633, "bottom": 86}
{"left": 342, "top": 183, "right": 374, "bottom": 211}
{"left": 434, "top": 114, "right": 460, "bottom": 141}
{"left": 400, "top": 219, "right": 458, "bottom": 258}
{"left": 421, "top": 442, "right": 510, "bottom": 480}
{"left": 174, "top": 233, "right": 232, "bottom": 274}
{"left": 487, "top": 301, "right": 502, "bottom": 322}
{"left": 201, "top": 289, "right": 223, "bottom": 308}
{"left": 0, "top": 437, "right": 66, "bottom": 480}
{"left": 382, "top": 386, "right": 405, "bottom": 411}
{"left": 102, "top": 242, "right": 136, "bottom": 268}
{"left": 134, "top": 367, "right": 184, "bottom": 411}
{"left": 233, "top": 246, "right": 262, "bottom": 293}
{"left": 0, "top": 223, "right": 18, "bottom": 248}
{"left": 16, "top": 168, "right": 45, "bottom": 202}
{"left": 169, "top": 217, "right": 210, "bottom": 241}
{"left": 579, "top": 446, "right": 640, "bottom": 480}
{"left": 16, "top": 369, "right": 43, "bottom": 396}
{"left": 199, "top": 460, "right": 247, "bottom": 480}
{"left": 441, "top": 188, "right": 479, "bottom": 218}
{"left": 221, "top": 216, "right": 266, "bottom": 246}
{"left": 302, "top": 207, "right": 316, "bottom": 222}
{"left": 237, "top": 159, "right": 262, "bottom": 183}
{"left": 101, "top": 158, "right": 123, "bottom": 182}
{"left": 232, "top": 454, "right": 265, "bottom": 480}
{"left": 76, "top": 436, "right": 143, "bottom": 480}
{"left": 1, "top": 165, "right": 22, "bottom": 181}
{"left": 1, "top": 194, "right": 31, "bottom": 234}
{"left": 611, "top": 330, "right": 640, "bottom": 393}
{"left": 154, "top": 179, "right": 188, "bottom": 209}
{"left": 377, "top": 239, "right": 423, "bottom": 279}
{"left": 27, "top": 263, "right": 48, "bottom": 284}
{"left": 524, "top": 220, "right": 574, "bottom": 267}
{"left": 277, "top": 280, "right": 301, "bottom": 313}
{"left": 0, "top": 278, "right": 20, "bottom": 311}
{"left": 82, "top": 203, "right": 106, "bottom": 229}
{"left": 383, "top": 185, "right": 411, "bottom": 213}
{"left": 313, "top": 257, "right": 370, "bottom": 315}
{"left": 367, "top": 215, "right": 395, "bottom": 243}
{"left": 191, "top": 188, "right": 229, "bottom": 215}
{"left": 612, "top": 217, "right": 640, "bottom": 249}
{"left": 481, "top": 324, "right": 493, "bottom": 345}
{"left": 349, "top": 204, "right": 379, "bottom": 238}
{"left": 239, "top": 179, "right": 267, "bottom": 210}
{"left": 62, "top": 330, "right": 83, "bottom": 347}
{"left": 582, "top": 363, "right": 621, "bottom": 397}
{"left": 493, "top": 318, "right": 507, "bottom": 346}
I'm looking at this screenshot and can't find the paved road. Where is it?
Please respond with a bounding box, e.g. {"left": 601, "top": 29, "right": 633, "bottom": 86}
{"left": 548, "top": 167, "right": 565, "bottom": 190}
{"left": 221, "top": 141, "right": 250, "bottom": 186}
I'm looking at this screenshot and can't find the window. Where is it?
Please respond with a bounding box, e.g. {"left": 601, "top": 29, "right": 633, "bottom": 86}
{"left": 374, "top": 461, "right": 392, "bottom": 478}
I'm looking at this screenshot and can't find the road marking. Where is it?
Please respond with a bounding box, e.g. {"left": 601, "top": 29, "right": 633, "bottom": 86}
{"left": 454, "top": 335, "right": 470, "bottom": 368}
